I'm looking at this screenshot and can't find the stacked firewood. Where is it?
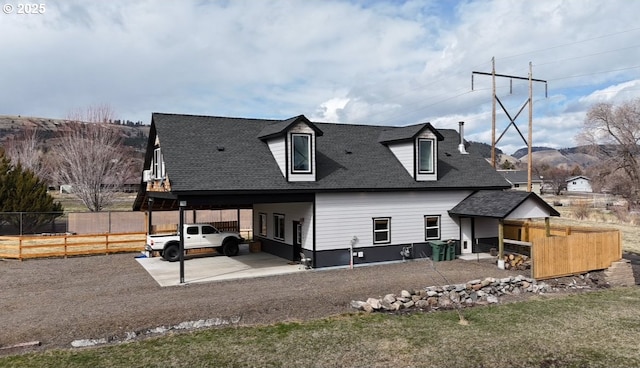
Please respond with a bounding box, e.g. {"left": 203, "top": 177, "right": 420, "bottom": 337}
{"left": 502, "top": 253, "right": 531, "bottom": 271}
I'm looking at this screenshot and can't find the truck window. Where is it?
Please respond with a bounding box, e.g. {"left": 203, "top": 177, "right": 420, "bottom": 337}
{"left": 201, "top": 225, "right": 218, "bottom": 234}
{"left": 186, "top": 226, "right": 199, "bottom": 235}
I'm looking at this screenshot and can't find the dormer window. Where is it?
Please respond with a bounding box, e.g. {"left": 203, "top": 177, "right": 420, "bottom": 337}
{"left": 292, "top": 134, "right": 311, "bottom": 173}
{"left": 418, "top": 138, "right": 435, "bottom": 174}
{"left": 152, "top": 147, "right": 165, "bottom": 179}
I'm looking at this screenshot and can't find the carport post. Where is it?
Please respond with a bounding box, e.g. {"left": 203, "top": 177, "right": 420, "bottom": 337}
{"left": 179, "top": 201, "right": 186, "bottom": 284}
{"left": 147, "top": 197, "right": 154, "bottom": 234}
{"left": 498, "top": 219, "right": 504, "bottom": 260}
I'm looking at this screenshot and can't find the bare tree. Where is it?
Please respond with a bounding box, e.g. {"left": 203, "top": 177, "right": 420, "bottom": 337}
{"left": 3, "top": 127, "right": 50, "bottom": 181}
{"left": 52, "top": 106, "right": 137, "bottom": 211}
{"left": 577, "top": 99, "right": 640, "bottom": 208}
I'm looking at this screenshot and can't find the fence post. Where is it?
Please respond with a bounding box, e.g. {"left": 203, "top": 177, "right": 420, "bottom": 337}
{"left": 19, "top": 237, "right": 23, "bottom": 261}
{"left": 106, "top": 234, "right": 109, "bottom": 255}
{"left": 64, "top": 234, "right": 68, "bottom": 258}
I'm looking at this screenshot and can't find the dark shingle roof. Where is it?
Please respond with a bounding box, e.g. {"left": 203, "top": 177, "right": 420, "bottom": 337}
{"left": 149, "top": 113, "right": 511, "bottom": 193}
{"left": 448, "top": 190, "right": 560, "bottom": 218}
{"left": 378, "top": 122, "right": 443, "bottom": 143}
{"left": 257, "top": 115, "right": 324, "bottom": 140}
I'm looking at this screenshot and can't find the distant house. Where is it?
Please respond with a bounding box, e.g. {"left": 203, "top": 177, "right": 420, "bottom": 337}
{"left": 566, "top": 176, "right": 592, "bottom": 193}
{"left": 497, "top": 170, "right": 543, "bottom": 193}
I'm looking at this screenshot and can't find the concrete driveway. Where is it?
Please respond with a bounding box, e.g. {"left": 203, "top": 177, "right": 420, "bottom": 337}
{"left": 136, "top": 244, "right": 306, "bottom": 287}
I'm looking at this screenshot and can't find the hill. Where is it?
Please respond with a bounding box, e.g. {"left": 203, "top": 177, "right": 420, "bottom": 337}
{"left": 0, "top": 115, "right": 150, "bottom": 152}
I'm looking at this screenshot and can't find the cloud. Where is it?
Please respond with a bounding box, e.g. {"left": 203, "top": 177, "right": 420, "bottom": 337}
{"left": 1, "top": 0, "right": 640, "bottom": 155}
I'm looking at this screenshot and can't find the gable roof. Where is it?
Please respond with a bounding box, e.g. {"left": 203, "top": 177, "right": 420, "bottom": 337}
{"left": 142, "top": 113, "right": 511, "bottom": 194}
{"left": 257, "top": 115, "right": 324, "bottom": 140}
{"left": 449, "top": 190, "right": 560, "bottom": 218}
{"left": 378, "top": 122, "right": 444, "bottom": 144}
{"left": 566, "top": 175, "right": 590, "bottom": 182}
{"left": 498, "top": 170, "right": 542, "bottom": 184}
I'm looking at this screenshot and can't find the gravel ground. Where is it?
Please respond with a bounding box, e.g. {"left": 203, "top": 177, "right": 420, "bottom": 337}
{"left": 1, "top": 252, "right": 638, "bottom": 355}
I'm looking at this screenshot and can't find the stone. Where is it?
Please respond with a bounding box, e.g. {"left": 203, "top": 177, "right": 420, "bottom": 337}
{"left": 472, "top": 283, "right": 483, "bottom": 291}
{"left": 400, "top": 290, "right": 412, "bottom": 298}
{"left": 366, "top": 298, "right": 381, "bottom": 310}
{"left": 469, "top": 292, "right": 478, "bottom": 302}
{"left": 481, "top": 278, "right": 493, "bottom": 287}
{"left": 404, "top": 300, "right": 415, "bottom": 309}
{"left": 380, "top": 300, "right": 393, "bottom": 311}
{"left": 427, "top": 297, "right": 439, "bottom": 306}
{"left": 363, "top": 304, "right": 374, "bottom": 313}
{"left": 426, "top": 290, "right": 439, "bottom": 297}
{"left": 438, "top": 297, "right": 452, "bottom": 308}
{"left": 411, "top": 295, "right": 422, "bottom": 302}
{"left": 351, "top": 300, "right": 368, "bottom": 310}
{"left": 449, "top": 292, "right": 461, "bottom": 304}
{"left": 415, "top": 300, "right": 430, "bottom": 309}
{"left": 383, "top": 294, "right": 396, "bottom": 304}
{"left": 521, "top": 281, "right": 531, "bottom": 289}
{"left": 487, "top": 295, "right": 499, "bottom": 304}
{"left": 454, "top": 284, "right": 465, "bottom": 292}
{"left": 396, "top": 297, "right": 410, "bottom": 303}
{"left": 468, "top": 279, "right": 482, "bottom": 285}
{"left": 391, "top": 301, "right": 403, "bottom": 311}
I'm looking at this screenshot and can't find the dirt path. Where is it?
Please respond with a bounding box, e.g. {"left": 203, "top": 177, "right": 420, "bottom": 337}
{"left": 0, "top": 253, "right": 537, "bottom": 353}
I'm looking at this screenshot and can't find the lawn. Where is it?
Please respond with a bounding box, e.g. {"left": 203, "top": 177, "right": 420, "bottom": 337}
{"left": 3, "top": 287, "right": 639, "bottom": 368}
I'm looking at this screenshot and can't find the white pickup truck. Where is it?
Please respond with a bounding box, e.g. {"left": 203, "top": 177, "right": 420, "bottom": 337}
{"left": 145, "top": 224, "right": 245, "bottom": 262}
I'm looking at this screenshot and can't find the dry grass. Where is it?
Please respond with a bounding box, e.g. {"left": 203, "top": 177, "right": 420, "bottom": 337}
{"left": 2, "top": 288, "right": 640, "bottom": 367}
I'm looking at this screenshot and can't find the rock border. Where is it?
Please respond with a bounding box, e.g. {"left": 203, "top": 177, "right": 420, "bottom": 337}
{"left": 351, "top": 273, "right": 605, "bottom": 313}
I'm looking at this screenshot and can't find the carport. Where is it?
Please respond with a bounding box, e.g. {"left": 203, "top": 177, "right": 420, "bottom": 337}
{"left": 134, "top": 190, "right": 314, "bottom": 284}
{"left": 136, "top": 243, "right": 305, "bottom": 287}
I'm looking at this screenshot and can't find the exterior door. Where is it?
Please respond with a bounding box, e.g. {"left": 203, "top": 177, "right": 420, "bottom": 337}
{"left": 460, "top": 217, "right": 473, "bottom": 254}
{"left": 292, "top": 221, "right": 302, "bottom": 261}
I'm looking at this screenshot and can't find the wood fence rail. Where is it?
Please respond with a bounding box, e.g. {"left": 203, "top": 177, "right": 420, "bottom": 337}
{"left": 0, "top": 232, "right": 146, "bottom": 260}
{"left": 503, "top": 220, "right": 621, "bottom": 280}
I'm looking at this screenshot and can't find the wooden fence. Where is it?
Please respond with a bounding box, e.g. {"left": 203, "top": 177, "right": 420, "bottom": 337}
{"left": 0, "top": 232, "right": 146, "bottom": 260}
{"left": 504, "top": 220, "right": 622, "bottom": 280}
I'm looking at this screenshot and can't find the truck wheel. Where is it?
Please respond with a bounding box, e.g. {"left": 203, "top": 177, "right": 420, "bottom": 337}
{"left": 222, "top": 239, "right": 239, "bottom": 257}
{"left": 163, "top": 244, "right": 180, "bottom": 262}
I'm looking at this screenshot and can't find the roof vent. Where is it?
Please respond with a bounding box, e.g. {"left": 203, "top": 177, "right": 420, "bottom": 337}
{"left": 345, "top": 149, "right": 352, "bottom": 154}
{"left": 217, "top": 146, "right": 225, "bottom": 152}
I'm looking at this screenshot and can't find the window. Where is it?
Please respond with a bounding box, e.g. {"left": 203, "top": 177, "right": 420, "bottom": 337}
{"left": 201, "top": 225, "right": 218, "bottom": 234}
{"left": 258, "top": 213, "right": 267, "bottom": 236}
{"left": 418, "top": 139, "right": 434, "bottom": 174}
{"left": 296, "top": 223, "right": 302, "bottom": 244}
{"left": 186, "top": 226, "right": 198, "bottom": 235}
{"left": 274, "top": 214, "right": 285, "bottom": 240}
{"left": 153, "top": 147, "right": 165, "bottom": 179}
{"left": 291, "top": 134, "right": 311, "bottom": 173}
{"left": 373, "top": 217, "right": 391, "bottom": 244}
{"left": 425, "top": 216, "right": 440, "bottom": 240}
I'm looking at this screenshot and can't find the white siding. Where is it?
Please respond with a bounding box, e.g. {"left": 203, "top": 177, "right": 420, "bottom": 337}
{"left": 388, "top": 142, "right": 414, "bottom": 178}
{"left": 315, "top": 191, "right": 471, "bottom": 251}
{"left": 288, "top": 122, "right": 316, "bottom": 182}
{"left": 507, "top": 197, "right": 553, "bottom": 219}
{"left": 253, "top": 202, "right": 314, "bottom": 251}
{"left": 567, "top": 178, "right": 592, "bottom": 192}
{"left": 267, "top": 137, "right": 286, "bottom": 176}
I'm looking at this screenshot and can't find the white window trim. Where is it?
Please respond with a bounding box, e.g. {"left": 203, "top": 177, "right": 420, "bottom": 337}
{"left": 290, "top": 133, "right": 312, "bottom": 174}
{"left": 153, "top": 147, "right": 165, "bottom": 179}
{"left": 424, "top": 215, "right": 441, "bottom": 240}
{"left": 373, "top": 217, "right": 391, "bottom": 244}
{"left": 417, "top": 138, "right": 435, "bottom": 174}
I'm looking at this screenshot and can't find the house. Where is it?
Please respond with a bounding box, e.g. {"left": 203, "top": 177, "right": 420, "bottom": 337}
{"left": 497, "top": 170, "right": 543, "bottom": 193}
{"left": 133, "top": 114, "right": 559, "bottom": 268}
{"left": 566, "top": 175, "right": 592, "bottom": 193}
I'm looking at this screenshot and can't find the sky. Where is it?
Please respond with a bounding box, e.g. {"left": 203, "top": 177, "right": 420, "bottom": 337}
{"left": 2, "top": 0, "right": 640, "bottom": 155}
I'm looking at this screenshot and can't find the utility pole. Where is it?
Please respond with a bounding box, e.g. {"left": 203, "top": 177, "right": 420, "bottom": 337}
{"left": 472, "top": 59, "right": 547, "bottom": 192}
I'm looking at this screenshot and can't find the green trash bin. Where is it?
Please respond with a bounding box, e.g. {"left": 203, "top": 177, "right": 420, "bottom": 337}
{"left": 445, "top": 241, "right": 456, "bottom": 261}
{"left": 430, "top": 240, "right": 447, "bottom": 262}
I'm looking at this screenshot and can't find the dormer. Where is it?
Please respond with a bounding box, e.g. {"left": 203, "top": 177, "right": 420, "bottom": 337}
{"left": 378, "top": 123, "right": 444, "bottom": 181}
{"left": 258, "top": 115, "right": 324, "bottom": 182}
